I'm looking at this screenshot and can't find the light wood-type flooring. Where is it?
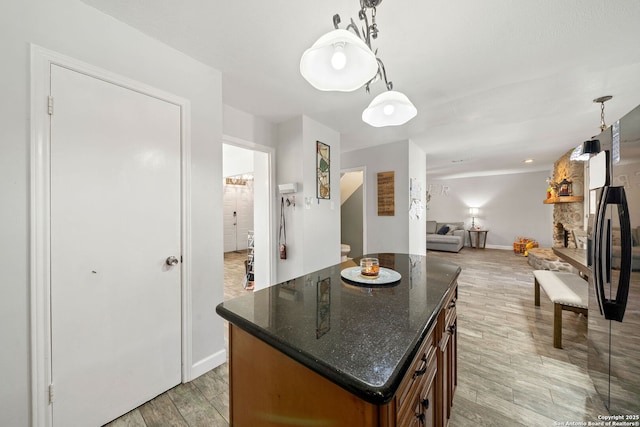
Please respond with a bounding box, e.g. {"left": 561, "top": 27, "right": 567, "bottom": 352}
{"left": 107, "top": 248, "right": 609, "bottom": 426}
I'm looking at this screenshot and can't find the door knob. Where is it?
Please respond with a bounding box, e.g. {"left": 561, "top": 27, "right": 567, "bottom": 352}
{"left": 166, "top": 256, "right": 179, "bottom": 266}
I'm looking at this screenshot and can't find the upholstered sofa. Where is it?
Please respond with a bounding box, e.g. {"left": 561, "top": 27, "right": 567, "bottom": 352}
{"left": 426, "top": 221, "right": 465, "bottom": 253}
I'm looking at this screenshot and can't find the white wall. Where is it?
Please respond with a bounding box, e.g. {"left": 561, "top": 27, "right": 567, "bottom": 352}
{"left": 0, "top": 1, "right": 224, "bottom": 425}
{"left": 342, "top": 140, "right": 426, "bottom": 255}
{"left": 274, "top": 117, "right": 304, "bottom": 281}
{"left": 224, "top": 104, "right": 276, "bottom": 149}
{"left": 302, "top": 116, "right": 342, "bottom": 273}
{"left": 275, "top": 116, "right": 341, "bottom": 282}
{"left": 408, "top": 141, "right": 427, "bottom": 256}
{"left": 426, "top": 171, "right": 553, "bottom": 248}
{"left": 252, "top": 150, "right": 273, "bottom": 289}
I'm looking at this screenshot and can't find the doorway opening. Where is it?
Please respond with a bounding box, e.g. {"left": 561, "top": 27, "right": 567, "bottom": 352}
{"left": 340, "top": 168, "right": 366, "bottom": 260}
{"left": 222, "top": 139, "right": 274, "bottom": 299}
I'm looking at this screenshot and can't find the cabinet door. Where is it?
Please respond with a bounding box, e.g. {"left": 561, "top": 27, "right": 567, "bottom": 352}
{"left": 399, "top": 359, "right": 436, "bottom": 427}
{"left": 439, "top": 334, "right": 449, "bottom": 425}
{"left": 420, "top": 373, "right": 437, "bottom": 427}
{"left": 438, "top": 283, "right": 457, "bottom": 426}
{"left": 448, "top": 318, "right": 458, "bottom": 409}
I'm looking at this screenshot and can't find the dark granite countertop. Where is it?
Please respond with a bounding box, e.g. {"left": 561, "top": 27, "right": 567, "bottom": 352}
{"left": 216, "top": 253, "right": 461, "bottom": 405}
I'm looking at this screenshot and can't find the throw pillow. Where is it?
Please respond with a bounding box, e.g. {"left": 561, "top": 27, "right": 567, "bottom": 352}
{"left": 446, "top": 224, "right": 458, "bottom": 235}
{"left": 437, "top": 225, "right": 450, "bottom": 235}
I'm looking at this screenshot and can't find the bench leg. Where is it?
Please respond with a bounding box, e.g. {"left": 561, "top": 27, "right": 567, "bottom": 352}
{"left": 553, "top": 303, "right": 562, "bottom": 349}
{"left": 534, "top": 278, "right": 540, "bottom": 306}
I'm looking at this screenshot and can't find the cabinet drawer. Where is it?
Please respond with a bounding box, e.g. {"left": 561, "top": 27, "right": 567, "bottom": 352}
{"left": 396, "top": 324, "right": 436, "bottom": 416}
{"left": 443, "top": 286, "right": 457, "bottom": 324}
{"left": 441, "top": 285, "right": 457, "bottom": 348}
{"left": 397, "top": 351, "right": 437, "bottom": 427}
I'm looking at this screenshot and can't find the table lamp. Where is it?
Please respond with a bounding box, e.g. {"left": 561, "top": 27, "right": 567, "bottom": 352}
{"left": 469, "top": 207, "right": 479, "bottom": 229}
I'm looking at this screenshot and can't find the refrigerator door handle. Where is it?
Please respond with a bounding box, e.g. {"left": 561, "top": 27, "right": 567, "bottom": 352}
{"left": 609, "top": 186, "right": 631, "bottom": 321}
{"left": 606, "top": 220, "right": 612, "bottom": 285}
{"left": 593, "top": 186, "right": 608, "bottom": 316}
{"left": 597, "top": 186, "right": 632, "bottom": 322}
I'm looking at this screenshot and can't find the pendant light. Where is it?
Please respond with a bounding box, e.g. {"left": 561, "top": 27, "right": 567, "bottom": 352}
{"left": 300, "top": 29, "right": 378, "bottom": 92}
{"left": 362, "top": 90, "right": 417, "bottom": 127}
{"left": 300, "top": 0, "right": 417, "bottom": 127}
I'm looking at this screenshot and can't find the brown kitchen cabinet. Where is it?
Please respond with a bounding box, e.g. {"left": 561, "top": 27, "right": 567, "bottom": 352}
{"left": 439, "top": 282, "right": 458, "bottom": 425}
{"left": 216, "top": 254, "right": 461, "bottom": 427}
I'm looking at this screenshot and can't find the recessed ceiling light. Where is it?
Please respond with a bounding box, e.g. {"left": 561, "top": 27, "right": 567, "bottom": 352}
{"left": 523, "top": 158, "right": 534, "bottom": 163}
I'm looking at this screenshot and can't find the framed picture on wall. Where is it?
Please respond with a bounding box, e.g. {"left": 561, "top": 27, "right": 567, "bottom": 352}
{"left": 316, "top": 141, "right": 330, "bottom": 199}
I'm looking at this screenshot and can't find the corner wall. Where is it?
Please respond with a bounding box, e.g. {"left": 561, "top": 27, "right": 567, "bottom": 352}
{"left": 342, "top": 140, "right": 426, "bottom": 255}
{"left": 275, "top": 116, "right": 341, "bottom": 282}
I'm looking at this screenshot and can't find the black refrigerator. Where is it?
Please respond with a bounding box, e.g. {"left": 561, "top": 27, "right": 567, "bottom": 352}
{"left": 587, "top": 103, "right": 640, "bottom": 415}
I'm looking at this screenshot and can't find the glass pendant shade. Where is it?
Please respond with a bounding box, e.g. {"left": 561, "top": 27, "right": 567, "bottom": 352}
{"left": 300, "top": 29, "right": 379, "bottom": 92}
{"left": 362, "top": 90, "right": 417, "bottom": 127}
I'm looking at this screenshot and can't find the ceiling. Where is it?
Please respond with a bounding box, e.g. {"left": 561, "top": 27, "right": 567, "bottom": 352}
{"left": 82, "top": 0, "right": 640, "bottom": 179}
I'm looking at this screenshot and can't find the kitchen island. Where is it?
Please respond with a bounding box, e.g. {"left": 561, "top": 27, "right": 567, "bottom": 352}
{"left": 216, "top": 253, "right": 461, "bottom": 426}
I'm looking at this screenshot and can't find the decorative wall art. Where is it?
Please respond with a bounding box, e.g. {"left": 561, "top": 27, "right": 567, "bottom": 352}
{"left": 316, "top": 141, "right": 330, "bottom": 199}
{"left": 409, "top": 178, "right": 424, "bottom": 220}
{"left": 377, "top": 171, "right": 395, "bottom": 216}
{"left": 225, "top": 174, "right": 252, "bottom": 186}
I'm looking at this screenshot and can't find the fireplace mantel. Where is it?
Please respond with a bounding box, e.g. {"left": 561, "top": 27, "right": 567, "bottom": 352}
{"left": 543, "top": 196, "right": 584, "bottom": 204}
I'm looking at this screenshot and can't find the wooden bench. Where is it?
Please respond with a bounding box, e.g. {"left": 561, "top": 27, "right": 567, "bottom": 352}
{"left": 533, "top": 270, "right": 588, "bottom": 349}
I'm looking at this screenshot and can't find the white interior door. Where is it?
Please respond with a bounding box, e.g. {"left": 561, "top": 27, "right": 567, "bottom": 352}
{"left": 223, "top": 182, "right": 254, "bottom": 252}
{"left": 223, "top": 185, "right": 238, "bottom": 252}
{"left": 49, "top": 64, "right": 182, "bottom": 426}
{"left": 236, "top": 182, "right": 254, "bottom": 250}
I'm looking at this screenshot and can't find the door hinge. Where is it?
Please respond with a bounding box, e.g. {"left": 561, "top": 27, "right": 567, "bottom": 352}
{"left": 48, "top": 383, "right": 55, "bottom": 404}
{"left": 47, "top": 96, "right": 54, "bottom": 115}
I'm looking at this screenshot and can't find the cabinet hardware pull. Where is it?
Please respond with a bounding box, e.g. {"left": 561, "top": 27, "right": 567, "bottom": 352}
{"left": 448, "top": 324, "right": 456, "bottom": 335}
{"left": 412, "top": 354, "right": 428, "bottom": 378}
{"left": 421, "top": 397, "right": 430, "bottom": 409}
{"left": 416, "top": 413, "right": 426, "bottom": 424}
{"left": 449, "top": 300, "right": 456, "bottom": 308}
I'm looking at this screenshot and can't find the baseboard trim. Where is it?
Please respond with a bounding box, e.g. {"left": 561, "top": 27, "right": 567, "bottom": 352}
{"left": 189, "top": 349, "right": 227, "bottom": 381}
{"left": 486, "top": 245, "right": 513, "bottom": 250}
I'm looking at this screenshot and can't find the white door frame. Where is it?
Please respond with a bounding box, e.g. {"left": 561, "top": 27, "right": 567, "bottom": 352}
{"left": 29, "top": 45, "right": 192, "bottom": 427}
{"left": 222, "top": 135, "right": 276, "bottom": 288}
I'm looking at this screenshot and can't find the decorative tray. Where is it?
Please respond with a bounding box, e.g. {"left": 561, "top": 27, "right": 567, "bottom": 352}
{"left": 340, "top": 267, "right": 402, "bottom": 287}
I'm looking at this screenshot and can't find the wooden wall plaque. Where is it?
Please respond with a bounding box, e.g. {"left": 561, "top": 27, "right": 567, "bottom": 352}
{"left": 377, "top": 171, "right": 395, "bottom": 216}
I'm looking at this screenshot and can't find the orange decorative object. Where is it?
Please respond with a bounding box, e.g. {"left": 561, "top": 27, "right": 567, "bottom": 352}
{"left": 513, "top": 237, "right": 539, "bottom": 256}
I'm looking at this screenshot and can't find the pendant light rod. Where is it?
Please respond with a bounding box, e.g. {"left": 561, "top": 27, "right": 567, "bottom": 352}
{"left": 332, "top": 0, "right": 394, "bottom": 94}
{"left": 593, "top": 95, "right": 613, "bottom": 132}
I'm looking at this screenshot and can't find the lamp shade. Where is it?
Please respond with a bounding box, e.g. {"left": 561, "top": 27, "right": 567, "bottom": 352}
{"left": 300, "top": 29, "right": 379, "bottom": 92}
{"left": 469, "top": 207, "right": 479, "bottom": 215}
{"left": 362, "top": 90, "right": 417, "bottom": 127}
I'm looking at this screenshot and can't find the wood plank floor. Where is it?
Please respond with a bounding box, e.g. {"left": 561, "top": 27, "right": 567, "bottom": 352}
{"left": 107, "top": 248, "right": 609, "bottom": 426}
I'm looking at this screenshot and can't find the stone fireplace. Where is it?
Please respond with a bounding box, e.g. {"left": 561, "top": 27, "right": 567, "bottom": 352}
{"left": 527, "top": 150, "right": 585, "bottom": 272}
{"left": 551, "top": 149, "right": 585, "bottom": 248}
